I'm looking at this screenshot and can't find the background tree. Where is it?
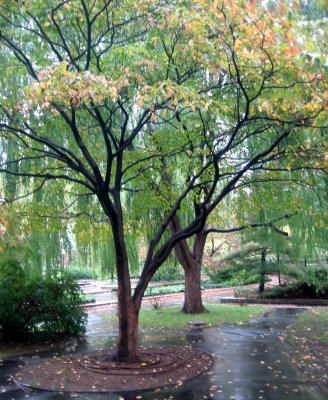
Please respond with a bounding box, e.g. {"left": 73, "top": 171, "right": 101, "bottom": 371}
{"left": 0, "top": 0, "right": 326, "bottom": 361}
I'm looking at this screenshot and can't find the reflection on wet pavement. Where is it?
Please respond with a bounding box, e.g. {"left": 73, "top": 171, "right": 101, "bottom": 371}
{"left": 0, "top": 307, "right": 326, "bottom": 400}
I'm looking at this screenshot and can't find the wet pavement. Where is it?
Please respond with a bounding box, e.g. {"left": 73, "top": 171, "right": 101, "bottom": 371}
{"left": 0, "top": 307, "right": 326, "bottom": 400}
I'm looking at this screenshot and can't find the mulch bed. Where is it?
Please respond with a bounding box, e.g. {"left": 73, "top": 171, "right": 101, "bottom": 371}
{"left": 14, "top": 346, "right": 214, "bottom": 393}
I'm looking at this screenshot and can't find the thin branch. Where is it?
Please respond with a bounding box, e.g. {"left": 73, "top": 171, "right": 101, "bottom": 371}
{"left": 205, "top": 212, "right": 296, "bottom": 236}
{"left": 0, "top": 168, "right": 95, "bottom": 191}
{"left": 1, "top": 179, "right": 47, "bottom": 204}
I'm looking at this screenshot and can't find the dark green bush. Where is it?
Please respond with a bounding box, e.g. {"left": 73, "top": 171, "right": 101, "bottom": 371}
{"left": 208, "top": 265, "right": 260, "bottom": 286}
{"left": 300, "top": 266, "right": 328, "bottom": 293}
{"left": 0, "top": 258, "right": 87, "bottom": 341}
{"left": 67, "top": 267, "right": 98, "bottom": 280}
{"left": 261, "top": 282, "right": 328, "bottom": 299}
{"left": 79, "top": 294, "right": 96, "bottom": 304}
{"left": 262, "top": 266, "right": 328, "bottom": 299}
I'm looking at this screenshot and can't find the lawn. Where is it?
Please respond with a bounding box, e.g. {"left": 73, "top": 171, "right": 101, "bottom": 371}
{"left": 285, "top": 308, "right": 328, "bottom": 396}
{"left": 290, "top": 308, "right": 328, "bottom": 345}
{"left": 139, "top": 304, "right": 267, "bottom": 330}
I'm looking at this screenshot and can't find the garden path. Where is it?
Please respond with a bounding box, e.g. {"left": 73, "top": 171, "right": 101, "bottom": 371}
{"left": 0, "top": 307, "right": 326, "bottom": 399}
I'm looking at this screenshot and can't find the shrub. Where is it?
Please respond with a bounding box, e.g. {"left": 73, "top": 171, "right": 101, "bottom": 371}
{"left": 208, "top": 265, "right": 259, "bottom": 286}
{"left": 262, "top": 282, "right": 328, "bottom": 299}
{"left": 234, "top": 287, "right": 253, "bottom": 306}
{"left": 0, "top": 257, "right": 87, "bottom": 341}
{"left": 149, "top": 295, "right": 167, "bottom": 310}
{"left": 67, "top": 267, "right": 98, "bottom": 280}
{"left": 301, "top": 266, "right": 328, "bottom": 293}
{"left": 79, "top": 294, "right": 96, "bottom": 304}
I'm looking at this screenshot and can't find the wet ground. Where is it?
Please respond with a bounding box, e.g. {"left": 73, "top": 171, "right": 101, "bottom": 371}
{"left": 0, "top": 307, "right": 326, "bottom": 400}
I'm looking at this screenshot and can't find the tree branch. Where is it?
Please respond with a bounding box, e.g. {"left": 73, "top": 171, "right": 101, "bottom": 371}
{"left": 205, "top": 212, "right": 296, "bottom": 236}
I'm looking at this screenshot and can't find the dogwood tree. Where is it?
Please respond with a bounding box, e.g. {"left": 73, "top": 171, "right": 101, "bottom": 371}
{"left": 0, "top": 0, "right": 326, "bottom": 361}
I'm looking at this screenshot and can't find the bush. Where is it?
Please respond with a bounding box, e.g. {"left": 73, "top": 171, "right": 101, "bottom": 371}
{"left": 208, "top": 265, "right": 259, "bottom": 286}
{"left": 261, "top": 267, "right": 328, "bottom": 300}
{"left": 79, "top": 294, "right": 96, "bottom": 304}
{"left": 300, "top": 266, "right": 328, "bottom": 293}
{"left": 261, "top": 282, "right": 328, "bottom": 299}
{"left": 67, "top": 267, "right": 98, "bottom": 280}
{"left": 0, "top": 258, "right": 87, "bottom": 341}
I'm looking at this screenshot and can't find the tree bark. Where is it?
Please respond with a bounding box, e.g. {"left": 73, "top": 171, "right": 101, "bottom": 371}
{"left": 116, "top": 295, "right": 139, "bottom": 361}
{"left": 170, "top": 216, "right": 207, "bottom": 314}
{"left": 110, "top": 200, "right": 140, "bottom": 362}
{"left": 114, "top": 245, "right": 140, "bottom": 361}
{"left": 182, "top": 259, "right": 206, "bottom": 313}
{"left": 258, "top": 249, "right": 266, "bottom": 294}
{"left": 277, "top": 252, "right": 282, "bottom": 285}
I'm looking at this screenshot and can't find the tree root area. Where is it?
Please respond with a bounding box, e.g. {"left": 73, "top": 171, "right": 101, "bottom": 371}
{"left": 14, "top": 346, "right": 214, "bottom": 393}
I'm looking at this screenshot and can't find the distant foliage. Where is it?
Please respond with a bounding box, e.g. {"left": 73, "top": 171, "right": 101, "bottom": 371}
{"left": 300, "top": 266, "right": 328, "bottom": 294}
{"left": 152, "top": 262, "right": 184, "bottom": 282}
{"left": 208, "top": 265, "right": 260, "bottom": 286}
{"left": 0, "top": 257, "right": 87, "bottom": 341}
{"left": 67, "top": 266, "right": 99, "bottom": 280}
{"left": 262, "top": 266, "right": 328, "bottom": 299}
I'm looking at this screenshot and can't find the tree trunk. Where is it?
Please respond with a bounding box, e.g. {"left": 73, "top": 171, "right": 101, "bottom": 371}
{"left": 277, "top": 252, "right": 281, "bottom": 285}
{"left": 110, "top": 203, "right": 140, "bottom": 362}
{"left": 116, "top": 295, "right": 139, "bottom": 361}
{"left": 258, "top": 249, "right": 266, "bottom": 294}
{"left": 182, "top": 260, "right": 206, "bottom": 313}
{"left": 170, "top": 217, "right": 207, "bottom": 314}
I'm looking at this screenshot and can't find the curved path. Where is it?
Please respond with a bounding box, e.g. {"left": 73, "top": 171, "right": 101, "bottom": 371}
{"left": 0, "top": 307, "right": 326, "bottom": 400}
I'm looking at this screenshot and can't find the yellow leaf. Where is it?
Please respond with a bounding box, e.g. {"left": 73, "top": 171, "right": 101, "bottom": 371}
{"left": 151, "top": 112, "right": 157, "bottom": 122}
{"left": 137, "top": 97, "right": 143, "bottom": 108}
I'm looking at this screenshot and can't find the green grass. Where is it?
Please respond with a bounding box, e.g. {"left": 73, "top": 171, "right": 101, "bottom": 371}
{"left": 139, "top": 304, "right": 267, "bottom": 330}
{"left": 285, "top": 308, "right": 328, "bottom": 394}
{"left": 292, "top": 308, "right": 328, "bottom": 345}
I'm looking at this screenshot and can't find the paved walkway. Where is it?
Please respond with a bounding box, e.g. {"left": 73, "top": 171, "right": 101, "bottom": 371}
{"left": 1, "top": 306, "right": 327, "bottom": 399}
{"left": 1, "top": 277, "right": 325, "bottom": 399}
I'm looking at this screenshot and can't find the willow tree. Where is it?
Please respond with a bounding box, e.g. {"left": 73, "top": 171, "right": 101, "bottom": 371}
{"left": 137, "top": 0, "right": 328, "bottom": 314}
{"left": 0, "top": 0, "right": 326, "bottom": 361}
